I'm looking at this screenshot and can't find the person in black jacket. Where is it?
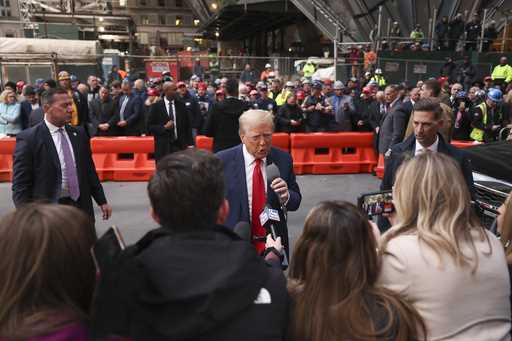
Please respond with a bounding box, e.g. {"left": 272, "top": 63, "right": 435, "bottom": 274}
{"left": 205, "top": 78, "right": 248, "bottom": 152}
{"left": 465, "top": 14, "right": 481, "bottom": 51}
{"left": 177, "top": 81, "right": 201, "bottom": 140}
{"left": 91, "top": 87, "right": 117, "bottom": 136}
{"left": 147, "top": 81, "right": 193, "bottom": 162}
{"left": 277, "top": 94, "right": 304, "bottom": 133}
{"left": 19, "top": 85, "right": 40, "bottom": 130}
{"left": 92, "top": 149, "right": 288, "bottom": 341}
{"left": 448, "top": 13, "right": 465, "bottom": 50}
{"left": 457, "top": 56, "right": 476, "bottom": 91}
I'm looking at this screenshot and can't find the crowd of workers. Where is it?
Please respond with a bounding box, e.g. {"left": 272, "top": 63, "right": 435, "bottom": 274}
{"left": 0, "top": 55, "right": 511, "bottom": 149}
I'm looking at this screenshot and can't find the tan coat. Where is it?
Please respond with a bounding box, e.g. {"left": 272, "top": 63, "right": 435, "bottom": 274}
{"left": 379, "top": 230, "right": 511, "bottom": 340}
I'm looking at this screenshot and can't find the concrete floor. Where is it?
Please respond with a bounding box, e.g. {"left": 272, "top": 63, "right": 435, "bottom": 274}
{"left": 0, "top": 174, "right": 381, "bottom": 247}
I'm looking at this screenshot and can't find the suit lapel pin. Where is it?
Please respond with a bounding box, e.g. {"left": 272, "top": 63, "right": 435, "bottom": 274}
{"left": 73, "top": 132, "right": 77, "bottom": 136}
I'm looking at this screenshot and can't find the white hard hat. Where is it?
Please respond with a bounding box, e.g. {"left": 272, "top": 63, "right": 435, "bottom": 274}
{"left": 375, "top": 68, "right": 382, "bottom": 75}
{"left": 333, "top": 81, "right": 345, "bottom": 90}
{"left": 285, "top": 81, "right": 294, "bottom": 87}
{"left": 265, "top": 63, "right": 272, "bottom": 68}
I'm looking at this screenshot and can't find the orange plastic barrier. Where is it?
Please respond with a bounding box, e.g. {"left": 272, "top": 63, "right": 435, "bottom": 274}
{"left": 290, "top": 133, "right": 377, "bottom": 175}
{"left": 451, "top": 140, "right": 480, "bottom": 149}
{"left": 90, "top": 137, "right": 155, "bottom": 181}
{"left": 0, "top": 138, "right": 16, "bottom": 182}
{"left": 195, "top": 133, "right": 290, "bottom": 152}
{"left": 375, "top": 154, "right": 385, "bottom": 179}
{"left": 195, "top": 135, "right": 213, "bottom": 151}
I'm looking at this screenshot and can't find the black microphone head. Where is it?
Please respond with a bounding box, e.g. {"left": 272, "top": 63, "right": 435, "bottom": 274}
{"left": 233, "top": 221, "right": 251, "bottom": 241}
{"left": 266, "top": 163, "right": 280, "bottom": 185}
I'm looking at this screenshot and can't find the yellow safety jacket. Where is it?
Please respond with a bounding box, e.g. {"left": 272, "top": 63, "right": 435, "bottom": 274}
{"left": 275, "top": 89, "right": 292, "bottom": 106}
{"left": 470, "top": 102, "right": 487, "bottom": 142}
{"left": 303, "top": 63, "right": 315, "bottom": 78}
{"left": 491, "top": 64, "right": 512, "bottom": 83}
{"left": 370, "top": 75, "right": 386, "bottom": 88}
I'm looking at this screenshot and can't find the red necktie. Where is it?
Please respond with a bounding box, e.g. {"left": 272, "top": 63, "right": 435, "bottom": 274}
{"left": 252, "top": 159, "right": 266, "bottom": 254}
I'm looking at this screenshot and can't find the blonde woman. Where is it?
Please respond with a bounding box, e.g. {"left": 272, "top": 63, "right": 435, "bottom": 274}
{"left": 379, "top": 152, "right": 511, "bottom": 340}
{"left": 0, "top": 90, "right": 21, "bottom": 136}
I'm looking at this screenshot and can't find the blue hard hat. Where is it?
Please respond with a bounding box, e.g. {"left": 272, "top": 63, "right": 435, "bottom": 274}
{"left": 70, "top": 74, "right": 78, "bottom": 82}
{"left": 487, "top": 88, "right": 503, "bottom": 102}
{"left": 455, "top": 91, "right": 467, "bottom": 99}
{"left": 312, "top": 80, "right": 323, "bottom": 89}
{"left": 35, "top": 78, "right": 45, "bottom": 85}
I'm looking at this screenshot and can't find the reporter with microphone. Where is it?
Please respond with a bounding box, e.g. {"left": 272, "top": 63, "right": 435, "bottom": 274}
{"left": 217, "top": 109, "right": 302, "bottom": 257}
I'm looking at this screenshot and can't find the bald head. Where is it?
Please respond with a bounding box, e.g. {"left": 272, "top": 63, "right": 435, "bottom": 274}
{"left": 375, "top": 90, "right": 385, "bottom": 102}
{"left": 163, "top": 81, "right": 177, "bottom": 99}
{"left": 239, "top": 109, "right": 274, "bottom": 134}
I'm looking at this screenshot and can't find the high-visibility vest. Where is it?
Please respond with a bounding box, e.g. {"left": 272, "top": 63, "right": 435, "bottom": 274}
{"left": 371, "top": 75, "right": 386, "bottom": 87}
{"left": 470, "top": 102, "right": 487, "bottom": 142}
{"left": 303, "top": 63, "right": 315, "bottom": 78}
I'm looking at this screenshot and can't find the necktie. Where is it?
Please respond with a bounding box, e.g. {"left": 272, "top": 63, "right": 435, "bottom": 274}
{"left": 167, "top": 100, "right": 176, "bottom": 142}
{"left": 251, "top": 159, "right": 266, "bottom": 254}
{"left": 58, "top": 128, "right": 80, "bottom": 201}
{"left": 120, "top": 96, "right": 129, "bottom": 121}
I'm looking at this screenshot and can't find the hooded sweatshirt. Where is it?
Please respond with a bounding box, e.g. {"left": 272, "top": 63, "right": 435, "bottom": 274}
{"left": 92, "top": 226, "right": 288, "bottom": 341}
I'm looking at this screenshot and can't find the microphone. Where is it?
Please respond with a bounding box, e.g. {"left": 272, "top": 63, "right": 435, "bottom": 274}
{"left": 259, "top": 205, "right": 288, "bottom": 268}
{"left": 266, "top": 162, "right": 287, "bottom": 218}
{"left": 266, "top": 163, "right": 281, "bottom": 186}
{"left": 233, "top": 221, "right": 251, "bottom": 241}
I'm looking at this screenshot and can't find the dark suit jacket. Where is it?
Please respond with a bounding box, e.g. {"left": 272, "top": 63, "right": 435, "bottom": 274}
{"left": 90, "top": 97, "right": 117, "bottom": 136}
{"left": 389, "top": 100, "right": 414, "bottom": 146}
{"left": 205, "top": 97, "right": 247, "bottom": 152}
{"left": 147, "top": 98, "right": 193, "bottom": 161}
{"left": 378, "top": 99, "right": 402, "bottom": 154}
{"left": 109, "top": 94, "right": 143, "bottom": 136}
{"left": 19, "top": 100, "right": 35, "bottom": 130}
{"left": 216, "top": 145, "right": 302, "bottom": 254}
{"left": 28, "top": 108, "right": 44, "bottom": 127}
{"left": 12, "top": 122, "right": 107, "bottom": 218}
{"left": 381, "top": 134, "right": 475, "bottom": 197}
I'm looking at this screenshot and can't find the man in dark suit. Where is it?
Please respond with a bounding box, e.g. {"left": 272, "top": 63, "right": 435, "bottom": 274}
{"left": 12, "top": 88, "right": 112, "bottom": 221}
{"left": 105, "top": 80, "right": 143, "bottom": 136}
{"left": 382, "top": 98, "right": 474, "bottom": 193}
{"left": 377, "top": 85, "right": 402, "bottom": 154}
{"left": 92, "top": 86, "right": 117, "bottom": 136}
{"left": 387, "top": 87, "right": 420, "bottom": 146}
{"left": 147, "top": 81, "right": 194, "bottom": 162}
{"left": 217, "top": 109, "right": 302, "bottom": 256}
{"left": 205, "top": 78, "right": 248, "bottom": 152}
{"left": 19, "top": 86, "right": 40, "bottom": 130}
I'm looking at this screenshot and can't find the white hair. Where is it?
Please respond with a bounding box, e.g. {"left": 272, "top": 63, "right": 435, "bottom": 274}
{"left": 239, "top": 109, "right": 274, "bottom": 133}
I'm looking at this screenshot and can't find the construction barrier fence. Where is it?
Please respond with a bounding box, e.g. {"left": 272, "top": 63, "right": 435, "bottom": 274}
{"left": 0, "top": 135, "right": 479, "bottom": 182}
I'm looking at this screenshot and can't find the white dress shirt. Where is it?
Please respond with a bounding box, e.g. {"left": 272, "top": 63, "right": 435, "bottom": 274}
{"left": 44, "top": 118, "right": 76, "bottom": 197}
{"left": 415, "top": 135, "right": 439, "bottom": 155}
{"left": 243, "top": 145, "right": 267, "bottom": 221}
{"left": 164, "top": 97, "right": 178, "bottom": 139}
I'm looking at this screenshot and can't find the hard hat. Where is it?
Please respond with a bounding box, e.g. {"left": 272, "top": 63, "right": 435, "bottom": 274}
{"left": 58, "top": 71, "right": 70, "bottom": 81}
{"left": 147, "top": 87, "right": 160, "bottom": 96}
{"left": 368, "top": 80, "right": 378, "bottom": 86}
{"left": 296, "top": 90, "right": 305, "bottom": 100}
{"left": 375, "top": 68, "right": 382, "bottom": 75}
{"left": 455, "top": 91, "right": 467, "bottom": 99}
{"left": 256, "top": 81, "right": 265, "bottom": 88}
{"left": 265, "top": 63, "right": 272, "bottom": 68}
{"left": 177, "top": 81, "right": 187, "bottom": 88}
{"left": 70, "top": 74, "right": 78, "bottom": 82}
{"left": 487, "top": 88, "right": 503, "bottom": 102}
{"left": 312, "top": 80, "right": 323, "bottom": 89}
{"left": 35, "top": 78, "right": 45, "bottom": 86}
{"left": 285, "top": 81, "right": 294, "bottom": 87}
{"left": 302, "top": 78, "right": 311, "bottom": 85}
{"left": 365, "top": 71, "right": 371, "bottom": 77}
{"left": 333, "top": 81, "right": 345, "bottom": 90}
